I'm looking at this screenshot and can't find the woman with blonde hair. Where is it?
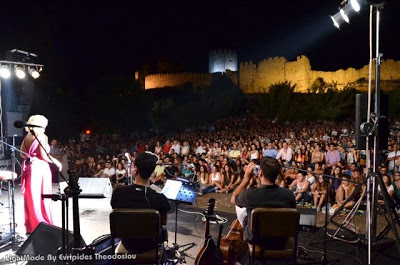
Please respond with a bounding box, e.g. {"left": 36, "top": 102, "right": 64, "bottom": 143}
{"left": 20, "top": 115, "right": 62, "bottom": 234}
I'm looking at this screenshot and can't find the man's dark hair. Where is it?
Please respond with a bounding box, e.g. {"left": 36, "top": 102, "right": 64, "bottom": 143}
{"left": 135, "top": 152, "right": 158, "bottom": 180}
{"left": 259, "top": 157, "right": 281, "bottom": 183}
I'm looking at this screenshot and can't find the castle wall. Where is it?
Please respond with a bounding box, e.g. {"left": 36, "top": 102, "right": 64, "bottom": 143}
{"left": 145, "top": 73, "right": 212, "bottom": 90}
{"left": 144, "top": 55, "right": 400, "bottom": 92}
{"left": 240, "top": 56, "right": 400, "bottom": 93}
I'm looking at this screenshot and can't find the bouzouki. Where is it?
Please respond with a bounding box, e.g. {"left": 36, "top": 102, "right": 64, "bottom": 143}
{"left": 195, "top": 198, "right": 223, "bottom": 265}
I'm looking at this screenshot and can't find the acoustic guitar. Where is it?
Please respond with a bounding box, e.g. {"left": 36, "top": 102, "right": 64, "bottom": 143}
{"left": 195, "top": 198, "right": 223, "bottom": 265}
{"left": 220, "top": 219, "right": 247, "bottom": 265}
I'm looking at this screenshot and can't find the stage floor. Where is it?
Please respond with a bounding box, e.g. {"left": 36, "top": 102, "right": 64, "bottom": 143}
{"left": 0, "top": 183, "right": 399, "bottom": 264}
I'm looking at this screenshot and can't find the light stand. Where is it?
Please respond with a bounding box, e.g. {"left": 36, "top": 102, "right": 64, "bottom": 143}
{"left": 366, "top": 4, "right": 400, "bottom": 263}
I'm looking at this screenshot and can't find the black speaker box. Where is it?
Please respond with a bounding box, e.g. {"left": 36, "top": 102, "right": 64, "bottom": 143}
{"left": 16, "top": 222, "right": 85, "bottom": 264}
{"left": 298, "top": 207, "right": 317, "bottom": 227}
{"left": 355, "top": 94, "right": 388, "bottom": 150}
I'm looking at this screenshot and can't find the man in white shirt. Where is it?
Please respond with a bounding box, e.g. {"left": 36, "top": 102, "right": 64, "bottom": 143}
{"left": 276, "top": 141, "right": 293, "bottom": 166}
{"left": 170, "top": 140, "right": 181, "bottom": 155}
{"left": 103, "top": 161, "right": 116, "bottom": 178}
{"left": 387, "top": 144, "right": 400, "bottom": 173}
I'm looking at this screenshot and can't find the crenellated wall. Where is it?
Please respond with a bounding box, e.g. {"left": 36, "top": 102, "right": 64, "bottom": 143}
{"left": 145, "top": 72, "right": 213, "bottom": 90}
{"left": 240, "top": 56, "right": 400, "bottom": 93}
{"left": 144, "top": 55, "right": 400, "bottom": 92}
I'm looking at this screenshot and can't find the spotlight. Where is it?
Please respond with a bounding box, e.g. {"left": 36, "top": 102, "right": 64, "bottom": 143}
{"left": 331, "top": 0, "right": 361, "bottom": 28}
{"left": 28, "top": 67, "right": 40, "bottom": 79}
{"left": 0, "top": 65, "right": 11, "bottom": 79}
{"left": 350, "top": 0, "right": 361, "bottom": 12}
{"left": 330, "top": 12, "right": 346, "bottom": 29}
{"left": 15, "top": 66, "right": 26, "bottom": 79}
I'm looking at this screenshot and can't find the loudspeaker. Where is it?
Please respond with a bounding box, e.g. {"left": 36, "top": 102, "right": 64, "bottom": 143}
{"left": 16, "top": 223, "right": 85, "bottom": 264}
{"left": 298, "top": 207, "right": 317, "bottom": 227}
{"left": 355, "top": 94, "right": 388, "bottom": 150}
{"left": 78, "top": 178, "right": 112, "bottom": 198}
{"left": 5, "top": 111, "right": 23, "bottom": 137}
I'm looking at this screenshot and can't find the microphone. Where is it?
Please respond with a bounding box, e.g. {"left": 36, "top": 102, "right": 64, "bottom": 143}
{"left": 125, "top": 152, "right": 131, "bottom": 163}
{"left": 14, "top": 120, "right": 44, "bottom": 129}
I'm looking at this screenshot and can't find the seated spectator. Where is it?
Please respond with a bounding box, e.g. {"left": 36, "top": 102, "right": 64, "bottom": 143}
{"left": 115, "top": 162, "right": 127, "bottom": 185}
{"left": 284, "top": 161, "right": 297, "bottom": 185}
{"left": 334, "top": 175, "right": 356, "bottom": 210}
{"left": 219, "top": 164, "right": 236, "bottom": 193}
{"left": 92, "top": 163, "right": 105, "bottom": 178}
{"left": 103, "top": 161, "right": 116, "bottom": 179}
{"left": 393, "top": 172, "right": 400, "bottom": 209}
{"left": 312, "top": 175, "right": 329, "bottom": 211}
{"left": 377, "top": 175, "right": 395, "bottom": 205}
{"left": 200, "top": 165, "right": 224, "bottom": 195}
{"left": 289, "top": 172, "right": 311, "bottom": 203}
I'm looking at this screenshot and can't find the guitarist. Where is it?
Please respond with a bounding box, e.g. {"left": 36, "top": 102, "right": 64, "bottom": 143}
{"left": 231, "top": 157, "right": 296, "bottom": 246}
{"left": 111, "top": 152, "right": 170, "bottom": 258}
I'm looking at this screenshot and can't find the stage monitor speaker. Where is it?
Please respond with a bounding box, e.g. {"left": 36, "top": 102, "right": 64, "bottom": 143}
{"left": 298, "top": 207, "right": 317, "bottom": 227}
{"left": 16, "top": 222, "right": 85, "bottom": 264}
{"left": 78, "top": 177, "right": 112, "bottom": 198}
{"left": 5, "top": 111, "right": 23, "bottom": 137}
{"left": 355, "top": 94, "right": 388, "bottom": 150}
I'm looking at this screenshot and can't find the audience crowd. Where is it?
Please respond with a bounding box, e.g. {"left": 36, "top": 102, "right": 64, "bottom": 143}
{"left": 53, "top": 114, "right": 400, "bottom": 213}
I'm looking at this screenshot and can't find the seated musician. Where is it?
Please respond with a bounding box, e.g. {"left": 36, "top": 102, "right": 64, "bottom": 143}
{"left": 231, "top": 157, "right": 296, "bottom": 248}
{"left": 111, "top": 152, "right": 170, "bottom": 254}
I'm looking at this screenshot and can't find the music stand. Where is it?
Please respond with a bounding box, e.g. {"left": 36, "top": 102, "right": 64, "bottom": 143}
{"left": 162, "top": 180, "right": 198, "bottom": 263}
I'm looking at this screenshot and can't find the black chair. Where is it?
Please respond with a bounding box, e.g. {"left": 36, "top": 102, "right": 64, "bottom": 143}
{"left": 110, "top": 208, "right": 164, "bottom": 264}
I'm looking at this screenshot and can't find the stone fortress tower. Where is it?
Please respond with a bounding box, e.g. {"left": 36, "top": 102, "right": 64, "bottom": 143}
{"left": 209, "top": 49, "right": 238, "bottom": 73}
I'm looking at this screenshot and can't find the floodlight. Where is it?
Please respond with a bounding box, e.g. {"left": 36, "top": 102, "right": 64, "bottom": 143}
{"left": 330, "top": 12, "right": 346, "bottom": 29}
{"left": 28, "top": 67, "right": 40, "bottom": 79}
{"left": 331, "top": 1, "right": 361, "bottom": 28}
{"left": 0, "top": 65, "right": 11, "bottom": 79}
{"left": 350, "top": 0, "right": 361, "bottom": 12}
{"left": 340, "top": 9, "right": 350, "bottom": 23}
{"left": 15, "top": 66, "right": 26, "bottom": 79}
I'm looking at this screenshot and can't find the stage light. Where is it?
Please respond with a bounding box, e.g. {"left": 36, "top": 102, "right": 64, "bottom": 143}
{"left": 15, "top": 66, "right": 26, "bottom": 79}
{"left": 331, "top": 0, "right": 363, "bottom": 28}
{"left": 0, "top": 65, "right": 11, "bottom": 79}
{"left": 340, "top": 8, "right": 350, "bottom": 23}
{"left": 350, "top": 0, "right": 361, "bottom": 12}
{"left": 330, "top": 12, "right": 346, "bottom": 29}
{"left": 28, "top": 67, "right": 40, "bottom": 79}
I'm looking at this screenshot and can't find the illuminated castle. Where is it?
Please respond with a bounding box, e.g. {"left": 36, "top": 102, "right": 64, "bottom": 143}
{"left": 143, "top": 50, "right": 400, "bottom": 93}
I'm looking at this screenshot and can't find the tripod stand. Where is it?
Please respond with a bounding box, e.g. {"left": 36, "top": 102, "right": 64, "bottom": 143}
{"left": 162, "top": 180, "right": 198, "bottom": 263}
{"left": 0, "top": 137, "right": 28, "bottom": 250}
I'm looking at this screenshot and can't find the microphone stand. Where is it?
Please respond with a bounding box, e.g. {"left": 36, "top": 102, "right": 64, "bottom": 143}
{"left": 26, "top": 128, "right": 82, "bottom": 256}
{"left": 0, "top": 139, "right": 29, "bottom": 247}
{"left": 286, "top": 166, "right": 357, "bottom": 264}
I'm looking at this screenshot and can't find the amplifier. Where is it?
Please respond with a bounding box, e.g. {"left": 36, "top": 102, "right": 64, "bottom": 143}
{"left": 298, "top": 207, "right": 317, "bottom": 227}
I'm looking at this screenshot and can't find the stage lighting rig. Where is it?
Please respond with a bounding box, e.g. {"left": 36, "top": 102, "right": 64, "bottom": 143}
{"left": 330, "top": 0, "right": 385, "bottom": 29}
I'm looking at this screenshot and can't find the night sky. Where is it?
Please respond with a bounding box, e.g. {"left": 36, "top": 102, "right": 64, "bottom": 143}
{"left": 0, "top": 0, "right": 399, "bottom": 135}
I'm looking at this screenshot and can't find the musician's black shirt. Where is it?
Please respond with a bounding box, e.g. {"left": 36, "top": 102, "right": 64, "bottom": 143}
{"left": 235, "top": 184, "right": 296, "bottom": 244}
{"left": 111, "top": 184, "right": 170, "bottom": 253}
